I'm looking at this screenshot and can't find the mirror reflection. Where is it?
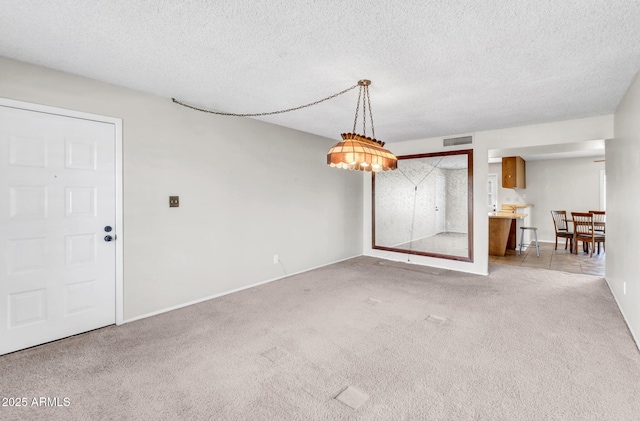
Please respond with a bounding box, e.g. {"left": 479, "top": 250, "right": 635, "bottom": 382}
{"left": 373, "top": 150, "right": 473, "bottom": 262}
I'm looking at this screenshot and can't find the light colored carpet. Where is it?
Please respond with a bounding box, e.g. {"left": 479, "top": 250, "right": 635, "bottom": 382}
{"left": 395, "top": 232, "right": 468, "bottom": 257}
{"left": 1, "top": 256, "right": 639, "bottom": 420}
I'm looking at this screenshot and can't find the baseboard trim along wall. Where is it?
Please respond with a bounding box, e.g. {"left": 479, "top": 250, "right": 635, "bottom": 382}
{"left": 122, "top": 254, "right": 362, "bottom": 324}
{"left": 605, "top": 279, "right": 640, "bottom": 352}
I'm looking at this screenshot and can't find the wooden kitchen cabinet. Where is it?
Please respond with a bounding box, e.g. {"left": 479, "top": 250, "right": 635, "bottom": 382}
{"left": 502, "top": 156, "right": 526, "bottom": 188}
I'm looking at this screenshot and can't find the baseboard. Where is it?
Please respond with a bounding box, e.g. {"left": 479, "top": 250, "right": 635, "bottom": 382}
{"left": 121, "top": 254, "right": 362, "bottom": 324}
{"left": 367, "top": 252, "right": 488, "bottom": 276}
{"left": 604, "top": 278, "right": 640, "bottom": 353}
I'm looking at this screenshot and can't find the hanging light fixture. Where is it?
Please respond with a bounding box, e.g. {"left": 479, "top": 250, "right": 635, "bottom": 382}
{"left": 172, "top": 79, "right": 397, "bottom": 171}
{"left": 327, "top": 80, "right": 397, "bottom": 172}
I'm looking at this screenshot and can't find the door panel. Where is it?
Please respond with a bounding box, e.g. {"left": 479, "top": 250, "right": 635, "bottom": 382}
{"left": 0, "top": 105, "right": 116, "bottom": 355}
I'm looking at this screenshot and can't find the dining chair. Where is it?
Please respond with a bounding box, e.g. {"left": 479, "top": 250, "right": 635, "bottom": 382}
{"left": 550, "top": 210, "right": 573, "bottom": 251}
{"left": 571, "top": 212, "right": 605, "bottom": 258}
{"left": 589, "top": 210, "right": 606, "bottom": 254}
{"left": 589, "top": 210, "right": 605, "bottom": 232}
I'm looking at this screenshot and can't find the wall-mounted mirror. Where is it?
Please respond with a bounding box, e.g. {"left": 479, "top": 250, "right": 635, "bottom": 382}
{"left": 372, "top": 149, "right": 473, "bottom": 262}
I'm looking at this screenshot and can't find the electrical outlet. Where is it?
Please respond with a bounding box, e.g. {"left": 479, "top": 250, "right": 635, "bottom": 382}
{"left": 273, "top": 254, "right": 279, "bottom": 264}
{"left": 169, "top": 196, "right": 179, "bottom": 207}
{"left": 623, "top": 282, "right": 627, "bottom": 295}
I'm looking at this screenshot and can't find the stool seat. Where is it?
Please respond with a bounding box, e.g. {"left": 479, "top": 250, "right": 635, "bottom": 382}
{"left": 518, "top": 227, "right": 540, "bottom": 257}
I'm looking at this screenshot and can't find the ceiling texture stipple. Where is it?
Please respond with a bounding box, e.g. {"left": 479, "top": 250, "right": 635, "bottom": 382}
{"left": 1, "top": 0, "right": 640, "bottom": 143}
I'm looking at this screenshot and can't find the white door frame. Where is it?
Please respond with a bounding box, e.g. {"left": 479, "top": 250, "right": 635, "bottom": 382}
{"left": 0, "top": 97, "right": 124, "bottom": 325}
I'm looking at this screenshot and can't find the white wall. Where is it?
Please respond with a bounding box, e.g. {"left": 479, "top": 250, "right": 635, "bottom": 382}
{"left": 364, "top": 115, "right": 613, "bottom": 274}
{"left": 489, "top": 158, "right": 605, "bottom": 243}
{"left": 445, "top": 168, "right": 468, "bottom": 233}
{"left": 609, "top": 70, "right": 640, "bottom": 346}
{"left": 0, "top": 57, "right": 363, "bottom": 320}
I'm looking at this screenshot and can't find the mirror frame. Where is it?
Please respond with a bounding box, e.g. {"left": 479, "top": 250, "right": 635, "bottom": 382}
{"left": 372, "top": 149, "right": 474, "bottom": 262}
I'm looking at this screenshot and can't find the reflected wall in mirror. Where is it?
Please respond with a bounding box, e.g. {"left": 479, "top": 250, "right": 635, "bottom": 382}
{"left": 372, "top": 149, "right": 473, "bottom": 262}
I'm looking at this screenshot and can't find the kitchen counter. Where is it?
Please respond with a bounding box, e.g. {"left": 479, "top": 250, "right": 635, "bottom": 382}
{"left": 488, "top": 213, "right": 528, "bottom": 256}
{"left": 501, "top": 203, "right": 533, "bottom": 210}
{"left": 489, "top": 212, "right": 528, "bottom": 219}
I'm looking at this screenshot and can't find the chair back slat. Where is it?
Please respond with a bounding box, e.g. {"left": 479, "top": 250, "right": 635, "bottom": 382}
{"left": 551, "top": 210, "right": 569, "bottom": 232}
{"left": 571, "top": 212, "right": 594, "bottom": 235}
{"left": 589, "top": 210, "right": 606, "bottom": 233}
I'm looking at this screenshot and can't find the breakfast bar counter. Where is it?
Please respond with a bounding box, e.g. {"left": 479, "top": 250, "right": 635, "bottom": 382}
{"left": 489, "top": 212, "right": 528, "bottom": 256}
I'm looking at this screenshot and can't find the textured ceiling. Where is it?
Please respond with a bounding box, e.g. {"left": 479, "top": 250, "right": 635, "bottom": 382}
{"left": 2, "top": 1, "right": 640, "bottom": 143}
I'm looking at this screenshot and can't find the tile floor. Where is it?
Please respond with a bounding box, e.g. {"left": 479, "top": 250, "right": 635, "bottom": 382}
{"left": 489, "top": 240, "right": 605, "bottom": 277}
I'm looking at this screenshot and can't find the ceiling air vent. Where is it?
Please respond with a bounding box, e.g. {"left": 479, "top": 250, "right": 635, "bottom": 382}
{"left": 443, "top": 136, "right": 473, "bottom": 147}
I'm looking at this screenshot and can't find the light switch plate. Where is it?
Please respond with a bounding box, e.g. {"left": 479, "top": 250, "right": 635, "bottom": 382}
{"left": 169, "top": 196, "right": 179, "bottom": 207}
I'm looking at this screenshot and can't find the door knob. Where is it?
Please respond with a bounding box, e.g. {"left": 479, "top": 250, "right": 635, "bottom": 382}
{"left": 104, "top": 226, "right": 112, "bottom": 232}
{"left": 104, "top": 235, "right": 113, "bottom": 242}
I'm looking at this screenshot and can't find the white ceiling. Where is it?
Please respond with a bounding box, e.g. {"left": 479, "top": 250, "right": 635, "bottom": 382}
{"left": 1, "top": 1, "right": 640, "bottom": 143}
{"left": 488, "top": 139, "right": 605, "bottom": 163}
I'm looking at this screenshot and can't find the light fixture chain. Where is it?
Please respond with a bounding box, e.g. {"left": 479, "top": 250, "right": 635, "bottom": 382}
{"left": 172, "top": 83, "right": 359, "bottom": 117}
{"left": 366, "top": 85, "right": 375, "bottom": 139}
{"left": 362, "top": 86, "right": 367, "bottom": 137}
{"left": 352, "top": 85, "right": 363, "bottom": 133}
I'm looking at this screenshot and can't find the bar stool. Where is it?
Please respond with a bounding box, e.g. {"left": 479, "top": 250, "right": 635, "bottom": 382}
{"left": 518, "top": 227, "right": 540, "bottom": 257}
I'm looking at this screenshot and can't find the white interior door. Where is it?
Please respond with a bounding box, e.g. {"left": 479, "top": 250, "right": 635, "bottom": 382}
{"left": 0, "top": 105, "right": 117, "bottom": 355}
